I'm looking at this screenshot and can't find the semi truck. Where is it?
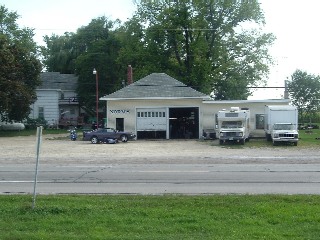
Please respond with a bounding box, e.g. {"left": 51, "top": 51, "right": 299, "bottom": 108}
{"left": 264, "top": 105, "right": 299, "bottom": 146}
{"left": 217, "top": 107, "right": 250, "bottom": 145}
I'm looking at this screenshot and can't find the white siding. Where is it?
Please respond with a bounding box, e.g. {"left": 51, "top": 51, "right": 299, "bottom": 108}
{"left": 29, "top": 90, "right": 60, "bottom": 125}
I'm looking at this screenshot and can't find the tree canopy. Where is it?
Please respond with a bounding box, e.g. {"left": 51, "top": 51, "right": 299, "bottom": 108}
{"left": 118, "top": 0, "right": 275, "bottom": 99}
{"left": 288, "top": 70, "right": 320, "bottom": 121}
{"left": 0, "top": 5, "right": 42, "bottom": 122}
{"left": 42, "top": 17, "right": 124, "bottom": 114}
{"left": 42, "top": 0, "right": 275, "bottom": 113}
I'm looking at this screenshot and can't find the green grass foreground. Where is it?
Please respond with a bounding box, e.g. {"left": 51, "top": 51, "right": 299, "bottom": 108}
{"left": 1, "top": 195, "right": 320, "bottom": 239}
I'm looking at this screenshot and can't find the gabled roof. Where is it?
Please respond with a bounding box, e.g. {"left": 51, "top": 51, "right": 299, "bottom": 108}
{"left": 101, "top": 73, "right": 210, "bottom": 100}
{"left": 39, "top": 72, "right": 78, "bottom": 91}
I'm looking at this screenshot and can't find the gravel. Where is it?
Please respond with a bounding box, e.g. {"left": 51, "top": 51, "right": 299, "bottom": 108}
{"left": 0, "top": 134, "right": 319, "bottom": 165}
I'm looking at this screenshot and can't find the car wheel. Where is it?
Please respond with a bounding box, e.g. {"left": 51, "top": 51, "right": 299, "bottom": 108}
{"left": 91, "top": 136, "right": 99, "bottom": 144}
{"left": 120, "top": 134, "right": 128, "bottom": 142}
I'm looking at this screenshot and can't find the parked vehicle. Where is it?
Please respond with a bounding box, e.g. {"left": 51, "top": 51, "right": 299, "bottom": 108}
{"left": 217, "top": 107, "right": 250, "bottom": 145}
{"left": 83, "top": 128, "right": 136, "bottom": 144}
{"left": 69, "top": 129, "right": 77, "bottom": 141}
{"left": 264, "top": 105, "right": 299, "bottom": 146}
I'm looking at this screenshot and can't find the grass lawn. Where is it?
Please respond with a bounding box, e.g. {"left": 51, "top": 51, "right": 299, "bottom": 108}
{"left": 1, "top": 195, "right": 320, "bottom": 239}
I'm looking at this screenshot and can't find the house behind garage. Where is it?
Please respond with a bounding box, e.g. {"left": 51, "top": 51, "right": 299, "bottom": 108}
{"left": 101, "top": 73, "right": 290, "bottom": 139}
{"left": 29, "top": 72, "right": 84, "bottom": 128}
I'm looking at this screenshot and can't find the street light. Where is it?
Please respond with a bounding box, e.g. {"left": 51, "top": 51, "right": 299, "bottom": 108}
{"left": 93, "top": 68, "right": 99, "bottom": 129}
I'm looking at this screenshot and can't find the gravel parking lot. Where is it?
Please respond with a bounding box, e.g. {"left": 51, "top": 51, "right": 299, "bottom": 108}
{"left": 1, "top": 134, "right": 319, "bottom": 165}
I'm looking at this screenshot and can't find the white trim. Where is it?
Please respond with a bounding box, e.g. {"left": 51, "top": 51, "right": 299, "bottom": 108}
{"left": 100, "top": 96, "right": 210, "bottom": 101}
{"left": 202, "top": 99, "right": 291, "bottom": 104}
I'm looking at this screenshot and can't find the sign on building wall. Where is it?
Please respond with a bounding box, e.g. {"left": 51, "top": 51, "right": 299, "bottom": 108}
{"left": 109, "top": 110, "right": 130, "bottom": 114}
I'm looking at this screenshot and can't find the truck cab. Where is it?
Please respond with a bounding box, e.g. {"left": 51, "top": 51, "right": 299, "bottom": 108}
{"left": 217, "top": 107, "right": 250, "bottom": 145}
{"left": 271, "top": 123, "right": 299, "bottom": 146}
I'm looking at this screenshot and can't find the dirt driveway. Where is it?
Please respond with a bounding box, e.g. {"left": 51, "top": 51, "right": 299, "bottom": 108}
{"left": 0, "top": 134, "right": 319, "bottom": 165}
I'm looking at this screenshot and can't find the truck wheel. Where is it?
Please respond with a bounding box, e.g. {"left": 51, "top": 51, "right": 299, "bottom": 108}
{"left": 293, "top": 142, "right": 298, "bottom": 146}
{"left": 219, "top": 140, "right": 223, "bottom": 145}
{"left": 273, "top": 141, "right": 277, "bottom": 146}
{"left": 91, "top": 136, "right": 99, "bottom": 144}
{"left": 240, "top": 139, "right": 245, "bottom": 145}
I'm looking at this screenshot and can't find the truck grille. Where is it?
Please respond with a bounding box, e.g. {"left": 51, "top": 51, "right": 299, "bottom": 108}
{"left": 225, "top": 132, "right": 237, "bottom": 137}
{"left": 279, "top": 133, "right": 295, "bottom": 138}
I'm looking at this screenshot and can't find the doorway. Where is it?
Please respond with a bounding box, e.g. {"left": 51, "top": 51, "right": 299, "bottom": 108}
{"left": 116, "top": 118, "right": 124, "bottom": 131}
{"left": 169, "top": 107, "right": 199, "bottom": 139}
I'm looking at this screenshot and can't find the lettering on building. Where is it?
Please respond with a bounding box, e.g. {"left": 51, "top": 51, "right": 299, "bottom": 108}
{"left": 109, "top": 110, "right": 130, "bottom": 114}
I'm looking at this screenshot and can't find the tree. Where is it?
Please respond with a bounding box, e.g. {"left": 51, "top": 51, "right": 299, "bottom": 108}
{"left": 118, "top": 0, "right": 274, "bottom": 99}
{"left": 288, "top": 70, "right": 320, "bottom": 122}
{"left": 41, "top": 33, "right": 77, "bottom": 74}
{"left": 0, "top": 5, "right": 42, "bottom": 122}
{"left": 42, "top": 17, "right": 123, "bottom": 115}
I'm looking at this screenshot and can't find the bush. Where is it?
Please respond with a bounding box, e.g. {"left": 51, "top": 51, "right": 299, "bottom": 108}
{"left": 24, "top": 117, "right": 48, "bottom": 129}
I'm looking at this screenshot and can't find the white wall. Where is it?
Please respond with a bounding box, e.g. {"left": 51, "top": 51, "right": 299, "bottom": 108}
{"left": 105, "top": 98, "right": 291, "bottom": 138}
{"left": 107, "top": 98, "right": 204, "bottom": 136}
{"left": 29, "top": 89, "right": 60, "bottom": 125}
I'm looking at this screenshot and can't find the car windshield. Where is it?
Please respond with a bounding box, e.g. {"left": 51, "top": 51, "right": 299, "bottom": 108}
{"left": 273, "top": 124, "right": 294, "bottom": 130}
{"left": 221, "top": 121, "right": 243, "bottom": 128}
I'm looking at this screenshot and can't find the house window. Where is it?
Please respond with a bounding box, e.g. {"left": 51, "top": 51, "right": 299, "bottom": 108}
{"left": 38, "top": 107, "right": 44, "bottom": 119}
{"left": 256, "top": 114, "right": 265, "bottom": 129}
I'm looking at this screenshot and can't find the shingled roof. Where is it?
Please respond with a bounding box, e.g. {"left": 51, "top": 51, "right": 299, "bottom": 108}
{"left": 101, "top": 73, "right": 210, "bottom": 100}
{"left": 39, "top": 72, "right": 78, "bottom": 91}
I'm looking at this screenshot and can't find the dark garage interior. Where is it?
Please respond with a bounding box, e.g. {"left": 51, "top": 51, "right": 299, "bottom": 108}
{"left": 169, "top": 107, "right": 199, "bottom": 139}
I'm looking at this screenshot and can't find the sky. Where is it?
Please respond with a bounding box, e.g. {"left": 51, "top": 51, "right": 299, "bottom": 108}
{"left": 2, "top": 0, "right": 320, "bottom": 100}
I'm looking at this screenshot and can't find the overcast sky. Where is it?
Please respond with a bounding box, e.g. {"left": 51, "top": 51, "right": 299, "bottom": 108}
{"left": 2, "top": 0, "right": 320, "bottom": 100}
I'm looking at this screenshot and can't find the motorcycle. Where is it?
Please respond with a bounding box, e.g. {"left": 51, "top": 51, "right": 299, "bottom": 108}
{"left": 69, "top": 128, "right": 77, "bottom": 141}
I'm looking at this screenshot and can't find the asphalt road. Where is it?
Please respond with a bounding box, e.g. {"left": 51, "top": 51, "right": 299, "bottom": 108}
{"left": 1, "top": 163, "right": 320, "bottom": 194}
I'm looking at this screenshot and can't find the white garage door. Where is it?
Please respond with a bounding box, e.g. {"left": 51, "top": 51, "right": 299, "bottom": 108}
{"left": 137, "top": 108, "right": 167, "bottom": 131}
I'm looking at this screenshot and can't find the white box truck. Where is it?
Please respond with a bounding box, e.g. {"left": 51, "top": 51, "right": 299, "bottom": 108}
{"left": 217, "top": 107, "right": 250, "bottom": 145}
{"left": 264, "top": 105, "right": 299, "bottom": 146}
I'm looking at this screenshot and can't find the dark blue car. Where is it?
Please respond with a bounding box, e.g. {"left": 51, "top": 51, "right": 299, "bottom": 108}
{"left": 83, "top": 128, "right": 136, "bottom": 144}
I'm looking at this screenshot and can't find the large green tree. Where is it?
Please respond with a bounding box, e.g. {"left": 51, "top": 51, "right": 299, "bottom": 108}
{"left": 42, "top": 17, "right": 123, "bottom": 115}
{"left": 288, "top": 70, "right": 320, "bottom": 121}
{"left": 118, "top": 0, "right": 274, "bottom": 99}
{"left": 41, "top": 33, "right": 77, "bottom": 74}
{"left": 0, "top": 5, "right": 42, "bottom": 122}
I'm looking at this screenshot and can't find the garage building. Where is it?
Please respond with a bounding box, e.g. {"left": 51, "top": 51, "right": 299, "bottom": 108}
{"left": 101, "top": 73, "right": 290, "bottom": 139}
